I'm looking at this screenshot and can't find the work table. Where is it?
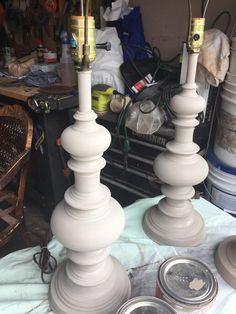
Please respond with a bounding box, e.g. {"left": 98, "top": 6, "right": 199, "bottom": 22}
{"left": 0, "top": 196, "right": 235, "bottom": 314}
{"left": 0, "top": 77, "right": 39, "bottom": 102}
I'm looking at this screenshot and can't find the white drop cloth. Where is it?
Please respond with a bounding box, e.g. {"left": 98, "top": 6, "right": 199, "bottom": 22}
{"left": 0, "top": 196, "right": 236, "bottom": 314}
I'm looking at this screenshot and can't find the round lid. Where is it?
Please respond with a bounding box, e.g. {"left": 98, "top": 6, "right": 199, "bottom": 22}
{"left": 116, "top": 296, "right": 177, "bottom": 314}
{"left": 158, "top": 256, "right": 218, "bottom": 307}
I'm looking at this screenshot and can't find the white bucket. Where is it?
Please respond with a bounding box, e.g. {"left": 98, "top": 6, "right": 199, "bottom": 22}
{"left": 206, "top": 152, "right": 236, "bottom": 217}
{"left": 226, "top": 71, "right": 236, "bottom": 85}
{"left": 214, "top": 94, "right": 236, "bottom": 167}
{"left": 220, "top": 93, "right": 236, "bottom": 115}
{"left": 223, "top": 80, "right": 236, "bottom": 93}
{"left": 231, "top": 37, "right": 236, "bottom": 49}
{"left": 228, "top": 48, "right": 236, "bottom": 74}
{"left": 221, "top": 85, "right": 236, "bottom": 101}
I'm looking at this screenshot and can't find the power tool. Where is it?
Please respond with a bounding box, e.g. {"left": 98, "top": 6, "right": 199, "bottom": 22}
{"left": 92, "top": 84, "right": 116, "bottom": 114}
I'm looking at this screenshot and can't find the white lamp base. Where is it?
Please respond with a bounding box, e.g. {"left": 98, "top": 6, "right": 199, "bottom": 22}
{"left": 49, "top": 69, "right": 131, "bottom": 313}
{"left": 49, "top": 257, "right": 131, "bottom": 314}
{"left": 143, "top": 198, "right": 205, "bottom": 246}
{"left": 142, "top": 52, "right": 208, "bottom": 247}
{"left": 215, "top": 235, "right": 236, "bottom": 289}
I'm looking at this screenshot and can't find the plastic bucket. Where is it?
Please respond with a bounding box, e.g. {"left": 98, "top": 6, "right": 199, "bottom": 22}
{"left": 226, "top": 71, "right": 236, "bottom": 85}
{"left": 206, "top": 152, "right": 236, "bottom": 217}
{"left": 220, "top": 93, "right": 236, "bottom": 115}
{"left": 213, "top": 94, "right": 236, "bottom": 167}
{"left": 221, "top": 85, "right": 236, "bottom": 101}
{"left": 228, "top": 48, "right": 236, "bottom": 74}
{"left": 223, "top": 80, "right": 236, "bottom": 93}
{"left": 231, "top": 37, "right": 236, "bottom": 49}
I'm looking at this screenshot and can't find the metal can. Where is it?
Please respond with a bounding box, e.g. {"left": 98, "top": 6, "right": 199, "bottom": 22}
{"left": 156, "top": 256, "right": 218, "bottom": 313}
{"left": 116, "top": 296, "right": 177, "bottom": 314}
{"left": 36, "top": 41, "right": 45, "bottom": 63}
{"left": 70, "top": 15, "right": 96, "bottom": 64}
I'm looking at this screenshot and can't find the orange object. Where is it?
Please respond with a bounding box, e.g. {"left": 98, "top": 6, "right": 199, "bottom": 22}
{"left": 0, "top": 3, "right": 5, "bottom": 25}
{"left": 44, "top": 0, "right": 57, "bottom": 16}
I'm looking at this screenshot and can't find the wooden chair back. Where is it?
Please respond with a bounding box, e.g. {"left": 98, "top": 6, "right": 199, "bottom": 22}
{"left": 0, "top": 104, "right": 33, "bottom": 247}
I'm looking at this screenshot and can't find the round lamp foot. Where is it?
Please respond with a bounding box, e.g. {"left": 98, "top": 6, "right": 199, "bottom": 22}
{"left": 49, "top": 258, "right": 131, "bottom": 314}
{"left": 215, "top": 235, "right": 236, "bottom": 289}
{"left": 143, "top": 202, "right": 205, "bottom": 247}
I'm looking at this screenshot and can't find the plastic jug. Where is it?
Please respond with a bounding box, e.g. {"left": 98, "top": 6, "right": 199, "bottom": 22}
{"left": 57, "top": 34, "right": 77, "bottom": 87}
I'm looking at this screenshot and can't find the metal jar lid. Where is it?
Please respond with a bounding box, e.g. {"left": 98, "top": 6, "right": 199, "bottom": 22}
{"left": 157, "top": 256, "right": 218, "bottom": 310}
{"left": 116, "top": 296, "right": 177, "bottom": 314}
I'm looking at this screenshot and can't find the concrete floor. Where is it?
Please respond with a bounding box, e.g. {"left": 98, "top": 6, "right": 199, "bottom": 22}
{"left": 0, "top": 199, "right": 51, "bottom": 258}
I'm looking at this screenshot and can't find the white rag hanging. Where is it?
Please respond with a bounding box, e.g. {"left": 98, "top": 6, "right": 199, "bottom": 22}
{"left": 196, "top": 28, "right": 230, "bottom": 87}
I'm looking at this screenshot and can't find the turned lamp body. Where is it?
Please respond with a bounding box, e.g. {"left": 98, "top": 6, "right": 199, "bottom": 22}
{"left": 143, "top": 52, "right": 209, "bottom": 247}
{"left": 49, "top": 70, "right": 131, "bottom": 314}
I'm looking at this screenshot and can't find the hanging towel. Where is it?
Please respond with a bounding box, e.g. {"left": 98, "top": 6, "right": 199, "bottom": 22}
{"left": 197, "top": 28, "right": 230, "bottom": 87}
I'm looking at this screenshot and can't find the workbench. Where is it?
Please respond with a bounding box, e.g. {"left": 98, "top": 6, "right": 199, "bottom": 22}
{"left": 0, "top": 77, "right": 39, "bottom": 102}
{"left": 0, "top": 196, "right": 235, "bottom": 314}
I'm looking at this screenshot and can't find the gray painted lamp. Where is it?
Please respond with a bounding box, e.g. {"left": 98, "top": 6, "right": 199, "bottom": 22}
{"left": 143, "top": 18, "right": 209, "bottom": 246}
{"left": 215, "top": 236, "right": 236, "bottom": 289}
{"left": 48, "top": 2, "right": 131, "bottom": 313}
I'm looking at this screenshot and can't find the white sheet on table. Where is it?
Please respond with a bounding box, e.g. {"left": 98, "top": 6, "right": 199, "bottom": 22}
{"left": 0, "top": 196, "right": 236, "bottom": 314}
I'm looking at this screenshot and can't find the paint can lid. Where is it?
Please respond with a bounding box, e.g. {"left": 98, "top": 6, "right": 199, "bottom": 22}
{"left": 116, "top": 296, "right": 177, "bottom": 314}
{"left": 157, "top": 256, "right": 218, "bottom": 309}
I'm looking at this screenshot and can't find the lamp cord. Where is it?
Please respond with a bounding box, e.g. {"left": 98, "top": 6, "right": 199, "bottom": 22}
{"left": 33, "top": 246, "right": 57, "bottom": 283}
{"left": 33, "top": 231, "right": 57, "bottom": 284}
{"left": 211, "top": 11, "right": 231, "bottom": 34}
{"left": 202, "top": 0, "right": 210, "bottom": 18}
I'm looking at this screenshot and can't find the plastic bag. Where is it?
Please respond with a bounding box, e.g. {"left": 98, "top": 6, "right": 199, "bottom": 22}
{"left": 125, "top": 99, "right": 165, "bottom": 135}
{"left": 92, "top": 27, "right": 124, "bottom": 93}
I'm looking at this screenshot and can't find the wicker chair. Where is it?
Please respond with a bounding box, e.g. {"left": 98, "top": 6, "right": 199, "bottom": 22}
{"left": 0, "top": 104, "right": 33, "bottom": 247}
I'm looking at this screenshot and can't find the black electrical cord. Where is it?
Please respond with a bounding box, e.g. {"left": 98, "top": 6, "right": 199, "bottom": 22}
{"left": 122, "top": 42, "right": 154, "bottom": 58}
{"left": 33, "top": 247, "right": 57, "bottom": 284}
{"left": 33, "top": 240, "right": 57, "bottom": 284}
{"left": 211, "top": 11, "right": 231, "bottom": 34}
{"left": 160, "top": 83, "right": 182, "bottom": 126}
{"left": 121, "top": 43, "right": 151, "bottom": 84}
{"left": 124, "top": 42, "right": 180, "bottom": 65}
{"left": 121, "top": 41, "right": 179, "bottom": 89}
{"left": 161, "top": 53, "right": 181, "bottom": 64}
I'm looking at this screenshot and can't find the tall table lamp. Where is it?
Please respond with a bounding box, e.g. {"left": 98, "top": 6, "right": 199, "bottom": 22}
{"left": 48, "top": 2, "right": 131, "bottom": 313}
{"left": 143, "top": 18, "right": 209, "bottom": 246}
